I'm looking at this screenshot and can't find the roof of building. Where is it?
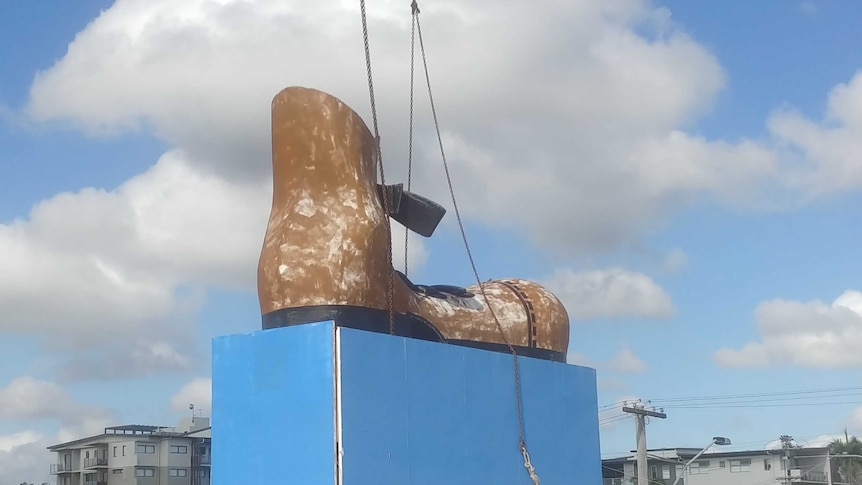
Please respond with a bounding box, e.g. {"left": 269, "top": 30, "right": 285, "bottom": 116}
{"left": 47, "top": 433, "right": 112, "bottom": 451}
{"left": 602, "top": 445, "right": 832, "bottom": 463}
{"left": 104, "top": 424, "right": 163, "bottom": 434}
{"left": 47, "top": 422, "right": 212, "bottom": 451}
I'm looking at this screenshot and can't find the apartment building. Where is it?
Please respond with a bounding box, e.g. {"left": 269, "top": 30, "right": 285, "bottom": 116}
{"left": 603, "top": 445, "right": 837, "bottom": 485}
{"left": 47, "top": 417, "right": 211, "bottom": 485}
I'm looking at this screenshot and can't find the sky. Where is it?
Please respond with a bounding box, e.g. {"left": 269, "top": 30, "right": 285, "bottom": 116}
{"left": 1, "top": 0, "right": 862, "bottom": 482}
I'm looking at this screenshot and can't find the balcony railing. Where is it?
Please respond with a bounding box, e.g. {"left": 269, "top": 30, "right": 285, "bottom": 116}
{"left": 193, "top": 454, "right": 211, "bottom": 465}
{"left": 50, "top": 463, "right": 73, "bottom": 474}
{"left": 84, "top": 457, "right": 108, "bottom": 468}
{"left": 800, "top": 471, "right": 828, "bottom": 483}
{"left": 84, "top": 481, "right": 108, "bottom": 485}
{"left": 603, "top": 478, "right": 625, "bottom": 485}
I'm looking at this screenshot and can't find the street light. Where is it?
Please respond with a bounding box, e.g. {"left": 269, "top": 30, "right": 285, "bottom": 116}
{"left": 671, "top": 436, "right": 732, "bottom": 485}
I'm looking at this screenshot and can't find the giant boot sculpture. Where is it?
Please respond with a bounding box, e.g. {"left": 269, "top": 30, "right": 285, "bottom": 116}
{"left": 257, "top": 86, "right": 570, "bottom": 362}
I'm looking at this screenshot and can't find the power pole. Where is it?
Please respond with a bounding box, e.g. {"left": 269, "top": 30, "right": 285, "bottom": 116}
{"left": 779, "top": 435, "right": 795, "bottom": 485}
{"left": 623, "top": 402, "right": 667, "bottom": 485}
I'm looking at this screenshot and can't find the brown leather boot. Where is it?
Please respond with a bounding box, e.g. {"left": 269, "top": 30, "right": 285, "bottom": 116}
{"left": 258, "top": 86, "right": 570, "bottom": 362}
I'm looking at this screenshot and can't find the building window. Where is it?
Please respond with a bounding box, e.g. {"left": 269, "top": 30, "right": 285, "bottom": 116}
{"left": 675, "top": 465, "right": 683, "bottom": 478}
{"left": 170, "top": 445, "right": 188, "bottom": 454}
{"left": 651, "top": 465, "right": 657, "bottom": 479}
{"left": 123, "top": 445, "right": 126, "bottom": 456}
{"left": 113, "top": 446, "right": 117, "bottom": 457}
{"left": 719, "top": 460, "right": 725, "bottom": 468}
{"left": 764, "top": 458, "right": 772, "bottom": 470}
{"left": 86, "top": 451, "right": 90, "bottom": 459}
{"left": 199, "top": 446, "right": 208, "bottom": 455}
{"left": 113, "top": 469, "right": 123, "bottom": 474}
{"left": 136, "top": 444, "right": 156, "bottom": 454}
{"left": 730, "top": 459, "right": 751, "bottom": 472}
{"left": 136, "top": 468, "right": 156, "bottom": 477}
{"left": 662, "top": 465, "right": 671, "bottom": 479}
{"left": 690, "top": 461, "right": 710, "bottom": 474}
{"left": 169, "top": 469, "right": 188, "bottom": 477}
{"left": 199, "top": 469, "right": 210, "bottom": 478}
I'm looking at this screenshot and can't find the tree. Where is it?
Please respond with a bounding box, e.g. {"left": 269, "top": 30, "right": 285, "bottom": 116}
{"left": 830, "top": 432, "right": 862, "bottom": 485}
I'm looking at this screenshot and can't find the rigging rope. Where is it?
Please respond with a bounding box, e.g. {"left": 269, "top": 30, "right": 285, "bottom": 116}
{"left": 412, "top": 2, "right": 540, "bottom": 483}
{"left": 358, "top": 0, "right": 396, "bottom": 335}
{"left": 358, "top": 1, "right": 542, "bottom": 482}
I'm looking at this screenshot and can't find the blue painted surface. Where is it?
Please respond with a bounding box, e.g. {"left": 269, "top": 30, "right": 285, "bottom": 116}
{"left": 338, "top": 327, "right": 601, "bottom": 485}
{"left": 210, "top": 321, "right": 601, "bottom": 484}
{"left": 211, "top": 321, "right": 336, "bottom": 485}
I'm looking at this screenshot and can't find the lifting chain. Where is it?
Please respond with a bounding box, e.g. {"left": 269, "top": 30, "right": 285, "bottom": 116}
{"left": 404, "top": 0, "right": 417, "bottom": 276}
{"left": 359, "top": 0, "right": 396, "bottom": 335}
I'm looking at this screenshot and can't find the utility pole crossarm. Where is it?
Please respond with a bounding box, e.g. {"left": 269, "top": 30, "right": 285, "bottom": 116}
{"left": 622, "top": 406, "right": 668, "bottom": 419}
{"left": 622, "top": 404, "right": 667, "bottom": 485}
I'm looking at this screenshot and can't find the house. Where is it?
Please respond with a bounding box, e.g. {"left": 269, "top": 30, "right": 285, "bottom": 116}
{"left": 603, "top": 445, "right": 838, "bottom": 485}
{"left": 47, "top": 417, "right": 211, "bottom": 485}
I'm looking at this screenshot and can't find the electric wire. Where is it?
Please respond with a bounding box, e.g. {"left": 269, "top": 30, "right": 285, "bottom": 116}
{"left": 646, "top": 386, "right": 862, "bottom": 403}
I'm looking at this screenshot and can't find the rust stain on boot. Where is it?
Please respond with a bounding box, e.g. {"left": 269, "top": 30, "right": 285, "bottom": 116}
{"left": 258, "top": 86, "right": 570, "bottom": 358}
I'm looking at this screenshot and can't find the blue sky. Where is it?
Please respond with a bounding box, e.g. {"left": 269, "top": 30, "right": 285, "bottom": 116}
{"left": 2, "top": 0, "right": 862, "bottom": 482}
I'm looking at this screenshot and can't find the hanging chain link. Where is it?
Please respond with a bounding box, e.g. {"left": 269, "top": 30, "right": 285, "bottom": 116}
{"left": 359, "top": 0, "right": 396, "bottom": 335}
{"left": 404, "top": 1, "right": 417, "bottom": 277}
{"left": 413, "top": 4, "right": 540, "bottom": 484}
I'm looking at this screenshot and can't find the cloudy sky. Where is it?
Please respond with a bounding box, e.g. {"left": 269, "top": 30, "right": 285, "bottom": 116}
{"left": 2, "top": 0, "right": 862, "bottom": 482}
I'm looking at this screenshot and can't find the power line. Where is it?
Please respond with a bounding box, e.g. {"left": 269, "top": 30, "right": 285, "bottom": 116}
{"left": 596, "top": 386, "right": 862, "bottom": 412}
{"left": 652, "top": 390, "right": 862, "bottom": 406}
{"left": 645, "top": 386, "right": 862, "bottom": 403}
{"left": 599, "top": 413, "right": 626, "bottom": 422}
{"left": 664, "top": 400, "right": 862, "bottom": 409}
{"left": 599, "top": 400, "right": 631, "bottom": 410}
{"left": 600, "top": 415, "right": 632, "bottom": 426}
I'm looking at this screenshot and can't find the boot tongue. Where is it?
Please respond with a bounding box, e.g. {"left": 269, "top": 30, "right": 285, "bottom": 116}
{"left": 376, "top": 183, "right": 446, "bottom": 237}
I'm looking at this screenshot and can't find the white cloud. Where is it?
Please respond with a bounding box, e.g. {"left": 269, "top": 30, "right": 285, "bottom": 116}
{"left": 662, "top": 248, "right": 689, "bottom": 274}
{"left": 799, "top": 2, "right": 819, "bottom": 15}
{"left": 0, "top": 430, "right": 43, "bottom": 453}
{"left": 608, "top": 346, "right": 648, "bottom": 373}
{"left": 171, "top": 378, "right": 212, "bottom": 414}
{"left": 803, "top": 434, "right": 846, "bottom": 449}
{"left": 714, "top": 290, "right": 862, "bottom": 368}
{"left": 764, "top": 434, "right": 844, "bottom": 450}
{"left": 568, "top": 345, "right": 647, "bottom": 375}
{"left": 0, "top": 377, "right": 73, "bottom": 421}
{"left": 597, "top": 378, "right": 629, "bottom": 391}
{"left": 9, "top": 0, "right": 862, "bottom": 383}
{"left": 767, "top": 71, "right": 862, "bottom": 198}
{"left": 0, "top": 146, "right": 427, "bottom": 379}
{"left": 0, "top": 436, "right": 50, "bottom": 485}
{"left": 0, "top": 420, "right": 119, "bottom": 485}
{"left": 22, "top": 0, "right": 795, "bottom": 257}
{"left": 544, "top": 267, "right": 675, "bottom": 320}
{"left": 0, "top": 376, "right": 114, "bottom": 424}
{"left": 0, "top": 150, "right": 274, "bottom": 379}
{"left": 566, "top": 352, "right": 593, "bottom": 367}
{"left": 0, "top": 377, "right": 117, "bottom": 485}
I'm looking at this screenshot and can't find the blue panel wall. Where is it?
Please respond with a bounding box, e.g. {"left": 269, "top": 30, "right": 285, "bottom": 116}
{"left": 211, "top": 322, "right": 336, "bottom": 485}
{"left": 338, "top": 327, "right": 602, "bottom": 485}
